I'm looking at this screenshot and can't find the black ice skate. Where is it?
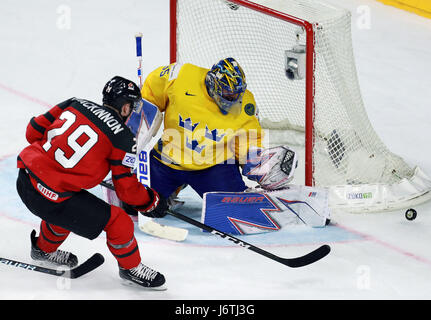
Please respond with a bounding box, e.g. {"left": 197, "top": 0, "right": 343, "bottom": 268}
{"left": 119, "top": 263, "right": 166, "bottom": 290}
{"left": 30, "top": 230, "right": 78, "bottom": 268}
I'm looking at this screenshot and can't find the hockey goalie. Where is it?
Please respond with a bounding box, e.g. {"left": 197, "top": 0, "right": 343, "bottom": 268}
{"left": 102, "top": 57, "right": 331, "bottom": 237}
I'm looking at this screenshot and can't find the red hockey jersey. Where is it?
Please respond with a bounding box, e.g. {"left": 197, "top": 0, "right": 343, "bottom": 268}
{"left": 17, "top": 97, "right": 150, "bottom": 206}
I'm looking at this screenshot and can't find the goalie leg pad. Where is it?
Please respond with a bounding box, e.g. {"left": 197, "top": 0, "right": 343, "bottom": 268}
{"left": 202, "top": 186, "right": 330, "bottom": 235}
{"left": 203, "top": 192, "right": 282, "bottom": 235}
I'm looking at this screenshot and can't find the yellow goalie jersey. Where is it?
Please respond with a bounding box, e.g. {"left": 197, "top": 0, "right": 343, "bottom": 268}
{"left": 141, "top": 63, "right": 263, "bottom": 171}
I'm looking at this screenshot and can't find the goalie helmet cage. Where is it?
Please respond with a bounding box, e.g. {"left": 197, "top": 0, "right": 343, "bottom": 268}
{"left": 169, "top": 0, "right": 431, "bottom": 212}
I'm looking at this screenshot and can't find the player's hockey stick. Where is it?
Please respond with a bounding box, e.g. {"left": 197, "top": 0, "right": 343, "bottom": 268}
{"left": 0, "top": 253, "right": 105, "bottom": 279}
{"left": 167, "top": 209, "right": 331, "bottom": 268}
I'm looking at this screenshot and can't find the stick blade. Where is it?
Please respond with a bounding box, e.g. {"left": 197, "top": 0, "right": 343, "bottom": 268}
{"left": 67, "top": 253, "right": 105, "bottom": 279}
{"left": 139, "top": 220, "right": 188, "bottom": 242}
{"left": 282, "top": 245, "right": 331, "bottom": 268}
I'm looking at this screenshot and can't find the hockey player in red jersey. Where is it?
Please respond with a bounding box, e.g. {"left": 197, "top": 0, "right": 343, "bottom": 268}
{"left": 16, "top": 76, "right": 167, "bottom": 290}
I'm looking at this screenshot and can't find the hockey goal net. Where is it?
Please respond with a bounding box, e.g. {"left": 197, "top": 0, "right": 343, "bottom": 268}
{"left": 169, "top": 0, "right": 431, "bottom": 212}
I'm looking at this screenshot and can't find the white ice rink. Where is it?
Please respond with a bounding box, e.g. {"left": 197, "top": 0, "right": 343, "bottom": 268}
{"left": 0, "top": 0, "right": 431, "bottom": 304}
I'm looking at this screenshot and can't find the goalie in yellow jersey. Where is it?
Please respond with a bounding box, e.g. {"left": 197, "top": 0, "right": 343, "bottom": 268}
{"left": 102, "top": 58, "right": 330, "bottom": 237}
{"left": 140, "top": 57, "right": 297, "bottom": 200}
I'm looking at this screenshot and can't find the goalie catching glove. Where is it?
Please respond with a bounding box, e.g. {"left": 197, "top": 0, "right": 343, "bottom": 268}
{"left": 130, "top": 187, "right": 169, "bottom": 218}
{"left": 242, "top": 145, "right": 298, "bottom": 190}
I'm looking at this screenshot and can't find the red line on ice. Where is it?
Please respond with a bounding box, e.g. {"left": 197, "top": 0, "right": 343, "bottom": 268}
{"left": 0, "top": 82, "right": 52, "bottom": 109}
{"left": 336, "top": 222, "right": 431, "bottom": 268}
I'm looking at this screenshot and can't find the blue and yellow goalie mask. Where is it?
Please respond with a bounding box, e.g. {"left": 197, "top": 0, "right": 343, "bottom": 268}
{"left": 205, "top": 57, "right": 247, "bottom": 114}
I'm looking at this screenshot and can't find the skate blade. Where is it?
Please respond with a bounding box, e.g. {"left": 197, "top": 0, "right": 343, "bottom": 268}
{"left": 120, "top": 279, "right": 167, "bottom": 291}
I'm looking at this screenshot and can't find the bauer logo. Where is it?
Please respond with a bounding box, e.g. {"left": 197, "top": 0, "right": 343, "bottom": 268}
{"left": 137, "top": 150, "right": 150, "bottom": 187}
{"left": 221, "top": 196, "right": 265, "bottom": 203}
{"left": 0, "top": 259, "right": 36, "bottom": 270}
{"left": 347, "top": 192, "right": 373, "bottom": 200}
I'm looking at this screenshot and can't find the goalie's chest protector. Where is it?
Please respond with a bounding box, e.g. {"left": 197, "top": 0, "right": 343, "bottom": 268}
{"left": 160, "top": 63, "right": 257, "bottom": 170}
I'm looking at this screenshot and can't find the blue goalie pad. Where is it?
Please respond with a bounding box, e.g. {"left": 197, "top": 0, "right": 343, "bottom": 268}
{"left": 202, "top": 187, "right": 331, "bottom": 235}
{"left": 125, "top": 98, "right": 160, "bottom": 136}
{"left": 202, "top": 192, "right": 282, "bottom": 235}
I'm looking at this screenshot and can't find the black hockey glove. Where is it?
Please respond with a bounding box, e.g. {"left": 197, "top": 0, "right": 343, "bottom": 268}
{"left": 121, "top": 201, "right": 139, "bottom": 216}
{"left": 132, "top": 187, "right": 168, "bottom": 218}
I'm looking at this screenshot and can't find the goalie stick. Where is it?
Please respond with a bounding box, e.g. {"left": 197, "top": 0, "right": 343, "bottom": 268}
{"left": 130, "top": 33, "right": 187, "bottom": 242}
{"left": 0, "top": 253, "right": 105, "bottom": 279}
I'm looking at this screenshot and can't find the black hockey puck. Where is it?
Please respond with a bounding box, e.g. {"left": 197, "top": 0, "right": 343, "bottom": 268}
{"left": 405, "top": 208, "right": 417, "bottom": 221}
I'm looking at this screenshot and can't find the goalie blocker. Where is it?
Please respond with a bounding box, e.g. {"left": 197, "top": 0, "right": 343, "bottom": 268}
{"left": 202, "top": 186, "right": 331, "bottom": 235}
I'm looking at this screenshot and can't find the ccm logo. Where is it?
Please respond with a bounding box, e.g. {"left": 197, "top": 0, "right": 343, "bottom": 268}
{"left": 37, "top": 183, "right": 59, "bottom": 201}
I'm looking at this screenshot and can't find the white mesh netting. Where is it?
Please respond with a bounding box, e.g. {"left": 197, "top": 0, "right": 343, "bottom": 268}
{"left": 172, "top": 0, "right": 431, "bottom": 211}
